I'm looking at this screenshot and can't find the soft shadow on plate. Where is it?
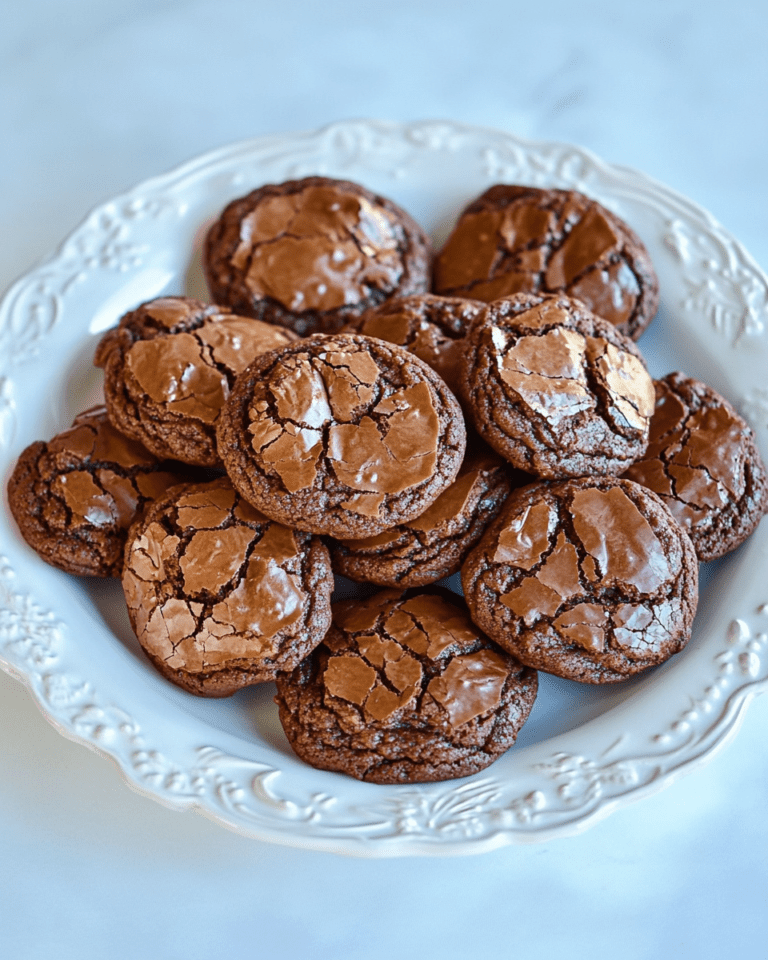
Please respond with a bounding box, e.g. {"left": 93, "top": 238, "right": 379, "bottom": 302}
{"left": 638, "top": 301, "right": 736, "bottom": 398}
{"left": 48, "top": 335, "right": 106, "bottom": 436}
{"left": 81, "top": 576, "right": 142, "bottom": 659}
{"left": 184, "top": 216, "right": 215, "bottom": 301}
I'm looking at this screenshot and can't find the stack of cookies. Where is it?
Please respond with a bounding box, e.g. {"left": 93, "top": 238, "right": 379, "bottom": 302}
{"left": 8, "top": 175, "right": 767, "bottom": 784}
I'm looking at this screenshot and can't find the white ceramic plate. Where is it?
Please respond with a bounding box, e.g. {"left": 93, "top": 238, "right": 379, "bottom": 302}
{"left": 2, "top": 120, "right": 768, "bottom": 857}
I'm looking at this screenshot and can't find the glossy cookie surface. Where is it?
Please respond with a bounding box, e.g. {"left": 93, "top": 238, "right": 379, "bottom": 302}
{"left": 122, "top": 477, "right": 334, "bottom": 696}
{"left": 433, "top": 184, "right": 659, "bottom": 339}
{"left": 342, "top": 292, "right": 484, "bottom": 399}
{"left": 623, "top": 372, "right": 768, "bottom": 561}
{"left": 204, "top": 176, "right": 432, "bottom": 336}
{"left": 462, "top": 476, "right": 699, "bottom": 683}
{"left": 275, "top": 588, "right": 538, "bottom": 783}
{"left": 97, "top": 295, "right": 297, "bottom": 466}
{"left": 460, "top": 293, "right": 655, "bottom": 478}
{"left": 217, "top": 332, "right": 466, "bottom": 538}
{"left": 8, "top": 406, "right": 192, "bottom": 577}
{"left": 329, "top": 440, "right": 518, "bottom": 587}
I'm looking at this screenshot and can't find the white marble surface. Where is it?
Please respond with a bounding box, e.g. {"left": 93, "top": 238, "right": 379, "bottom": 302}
{"left": 2, "top": 1, "right": 768, "bottom": 956}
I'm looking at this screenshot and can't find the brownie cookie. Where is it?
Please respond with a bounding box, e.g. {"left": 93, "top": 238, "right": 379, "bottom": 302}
{"left": 329, "top": 439, "right": 520, "bottom": 587}
{"left": 341, "top": 293, "right": 484, "bottom": 398}
{"left": 462, "top": 476, "right": 699, "bottom": 683}
{"left": 433, "top": 184, "right": 659, "bottom": 340}
{"left": 461, "top": 293, "right": 655, "bottom": 478}
{"left": 623, "top": 372, "right": 768, "bottom": 561}
{"left": 96, "top": 295, "right": 297, "bottom": 466}
{"left": 216, "top": 333, "right": 466, "bottom": 539}
{"left": 203, "top": 176, "right": 432, "bottom": 337}
{"left": 122, "top": 477, "right": 333, "bottom": 697}
{"left": 7, "top": 406, "right": 191, "bottom": 577}
{"left": 274, "top": 588, "right": 538, "bottom": 783}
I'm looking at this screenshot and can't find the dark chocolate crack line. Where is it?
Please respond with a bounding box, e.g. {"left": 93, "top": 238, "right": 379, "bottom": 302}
{"left": 122, "top": 477, "right": 333, "bottom": 697}
{"left": 462, "top": 476, "right": 699, "bottom": 683}
{"left": 217, "top": 333, "right": 466, "bottom": 539}
{"left": 204, "top": 177, "right": 432, "bottom": 336}
{"left": 329, "top": 443, "right": 518, "bottom": 587}
{"left": 7, "top": 406, "right": 192, "bottom": 577}
{"left": 623, "top": 372, "right": 768, "bottom": 561}
{"left": 461, "top": 293, "right": 655, "bottom": 478}
{"left": 433, "top": 184, "right": 659, "bottom": 340}
{"left": 343, "top": 293, "right": 485, "bottom": 399}
{"left": 275, "top": 589, "right": 538, "bottom": 783}
{"left": 97, "top": 296, "right": 296, "bottom": 466}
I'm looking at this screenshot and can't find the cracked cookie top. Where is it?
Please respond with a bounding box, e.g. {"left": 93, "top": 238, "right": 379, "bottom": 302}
{"left": 7, "top": 406, "right": 192, "bottom": 577}
{"left": 203, "top": 176, "right": 433, "bottom": 336}
{"left": 462, "top": 476, "right": 699, "bottom": 683}
{"left": 433, "top": 184, "right": 659, "bottom": 339}
{"left": 96, "top": 295, "right": 297, "bottom": 466}
{"left": 623, "top": 372, "right": 768, "bottom": 561}
{"left": 329, "top": 438, "right": 520, "bottom": 587}
{"left": 461, "top": 293, "right": 655, "bottom": 478}
{"left": 122, "top": 476, "right": 334, "bottom": 697}
{"left": 274, "top": 588, "right": 538, "bottom": 783}
{"left": 342, "top": 292, "right": 484, "bottom": 398}
{"left": 217, "top": 332, "right": 467, "bottom": 539}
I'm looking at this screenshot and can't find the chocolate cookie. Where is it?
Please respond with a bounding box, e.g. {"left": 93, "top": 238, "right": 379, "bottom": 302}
{"left": 342, "top": 293, "right": 484, "bottom": 398}
{"left": 461, "top": 293, "right": 655, "bottom": 478}
{"left": 462, "top": 476, "right": 699, "bottom": 683}
{"left": 122, "top": 477, "right": 334, "bottom": 697}
{"left": 274, "top": 588, "right": 538, "bottom": 783}
{"left": 216, "top": 332, "right": 467, "bottom": 539}
{"left": 623, "top": 372, "right": 768, "bottom": 561}
{"left": 7, "top": 406, "right": 191, "bottom": 577}
{"left": 96, "top": 295, "right": 297, "bottom": 467}
{"left": 433, "top": 184, "right": 659, "bottom": 339}
{"left": 329, "top": 439, "right": 519, "bottom": 587}
{"left": 203, "top": 176, "right": 432, "bottom": 337}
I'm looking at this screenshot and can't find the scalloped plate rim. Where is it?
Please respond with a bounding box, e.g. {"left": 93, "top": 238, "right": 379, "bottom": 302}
{"left": 1, "top": 118, "right": 767, "bottom": 856}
